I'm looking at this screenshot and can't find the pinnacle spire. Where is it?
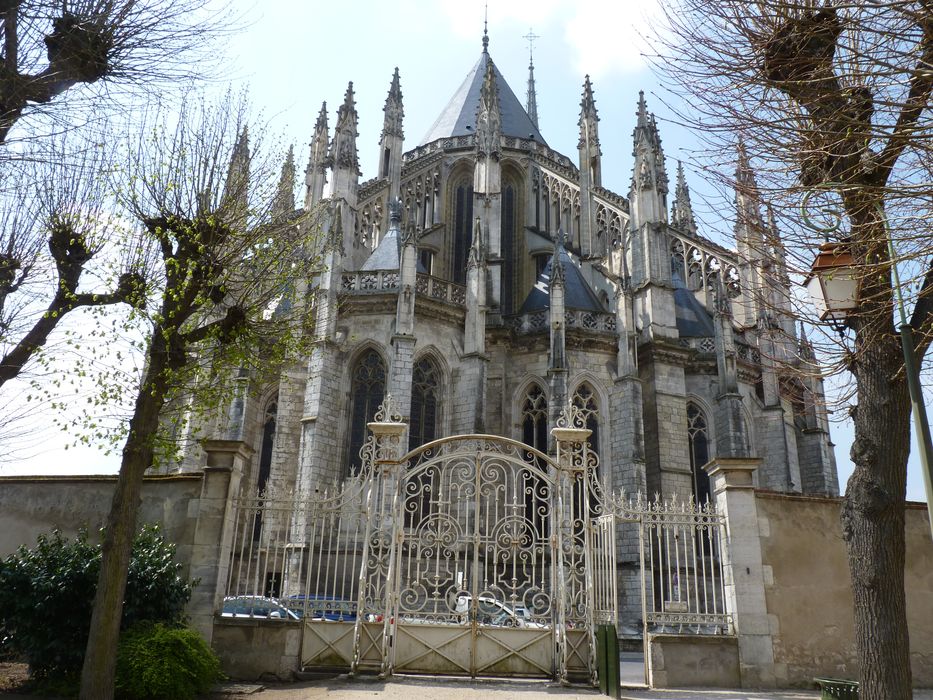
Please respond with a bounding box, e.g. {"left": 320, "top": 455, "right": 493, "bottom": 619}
{"left": 551, "top": 231, "right": 566, "bottom": 287}
{"left": 272, "top": 145, "right": 296, "bottom": 222}
{"left": 636, "top": 90, "right": 649, "bottom": 128}
{"left": 475, "top": 59, "right": 501, "bottom": 158}
{"left": 304, "top": 102, "right": 329, "bottom": 207}
{"left": 578, "top": 75, "right": 600, "bottom": 150}
{"left": 381, "top": 68, "right": 404, "bottom": 140}
{"left": 329, "top": 82, "right": 359, "bottom": 174}
{"left": 314, "top": 102, "right": 327, "bottom": 133}
{"left": 671, "top": 161, "right": 697, "bottom": 234}
{"left": 223, "top": 125, "right": 250, "bottom": 216}
{"left": 736, "top": 135, "right": 757, "bottom": 190}
{"left": 309, "top": 102, "right": 329, "bottom": 165}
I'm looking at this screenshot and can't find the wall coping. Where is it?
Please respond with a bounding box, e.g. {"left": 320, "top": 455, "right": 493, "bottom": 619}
{"left": 756, "top": 488, "right": 929, "bottom": 511}
{"left": 0, "top": 472, "right": 204, "bottom": 484}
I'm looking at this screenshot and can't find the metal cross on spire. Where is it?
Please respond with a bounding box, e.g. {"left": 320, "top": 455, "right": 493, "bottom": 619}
{"left": 523, "top": 28, "right": 540, "bottom": 66}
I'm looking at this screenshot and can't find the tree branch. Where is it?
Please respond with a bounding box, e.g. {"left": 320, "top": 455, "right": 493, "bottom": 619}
{"left": 179, "top": 304, "right": 246, "bottom": 346}
{"left": 910, "top": 256, "right": 933, "bottom": 359}
{"left": 871, "top": 10, "right": 933, "bottom": 184}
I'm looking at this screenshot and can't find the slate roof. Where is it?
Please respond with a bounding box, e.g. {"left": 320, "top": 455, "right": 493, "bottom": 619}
{"left": 360, "top": 223, "right": 428, "bottom": 273}
{"left": 519, "top": 246, "right": 604, "bottom": 313}
{"left": 672, "top": 271, "right": 716, "bottom": 337}
{"left": 420, "top": 52, "right": 547, "bottom": 147}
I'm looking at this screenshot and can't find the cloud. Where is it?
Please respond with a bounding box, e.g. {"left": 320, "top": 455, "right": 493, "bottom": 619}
{"left": 563, "top": 0, "right": 662, "bottom": 78}
{"left": 433, "top": 0, "right": 662, "bottom": 79}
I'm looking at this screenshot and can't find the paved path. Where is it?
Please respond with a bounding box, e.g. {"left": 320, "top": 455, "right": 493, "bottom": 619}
{"left": 214, "top": 675, "right": 933, "bottom": 700}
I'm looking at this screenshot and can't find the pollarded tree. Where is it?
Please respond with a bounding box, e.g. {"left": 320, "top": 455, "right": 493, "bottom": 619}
{"left": 0, "top": 0, "right": 229, "bottom": 145}
{"left": 653, "top": 2, "right": 933, "bottom": 697}
{"left": 78, "top": 92, "right": 319, "bottom": 699}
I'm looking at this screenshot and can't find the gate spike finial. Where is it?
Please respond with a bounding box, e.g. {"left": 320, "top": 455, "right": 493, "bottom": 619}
{"left": 556, "top": 399, "right": 586, "bottom": 430}
{"left": 373, "top": 393, "right": 404, "bottom": 423}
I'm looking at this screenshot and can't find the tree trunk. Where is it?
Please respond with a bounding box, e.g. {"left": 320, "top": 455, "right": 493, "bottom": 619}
{"left": 79, "top": 331, "right": 170, "bottom": 700}
{"left": 842, "top": 335, "right": 912, "bottom": 699}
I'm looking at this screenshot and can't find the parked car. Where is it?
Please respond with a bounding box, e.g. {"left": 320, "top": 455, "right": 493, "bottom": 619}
{"left": 286, "top": 594, "right": 358, "bottom": 622}
{"left": 221, "top": 595, "right": 300, "bottom": 620}
{"left": 454, "top": 595, "right": 547, "bottom": 629}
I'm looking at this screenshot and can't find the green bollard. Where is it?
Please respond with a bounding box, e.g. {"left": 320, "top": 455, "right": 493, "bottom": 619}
{"left": 595, "top": 624, "right": 620, "bottom": 698}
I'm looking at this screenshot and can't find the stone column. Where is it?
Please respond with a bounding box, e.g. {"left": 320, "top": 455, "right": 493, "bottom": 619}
{"left": 188, "top": 440, "right": 253, "bottom": 643}
{"left": 705, "top": 457, "right": 776, "bottom": 688}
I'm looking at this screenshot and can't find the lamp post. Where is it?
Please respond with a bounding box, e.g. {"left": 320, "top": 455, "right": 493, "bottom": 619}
{"left": 804, "top": 229, "right": 933, "bottom": 542}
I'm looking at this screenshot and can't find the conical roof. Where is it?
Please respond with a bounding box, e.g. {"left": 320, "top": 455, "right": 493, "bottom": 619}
{"left": 420, "top": 53, "right": 546, "bottom": 146}
{"left": 519, "top": 246, "right": 603, "bottom": 313}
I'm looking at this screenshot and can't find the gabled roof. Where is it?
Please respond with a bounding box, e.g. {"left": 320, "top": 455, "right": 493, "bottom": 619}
{"left": 519, "top": 246, "right": 604, "bottom": 313}
{"left": 420, "top": 52, "right": 546, "bottom": 147}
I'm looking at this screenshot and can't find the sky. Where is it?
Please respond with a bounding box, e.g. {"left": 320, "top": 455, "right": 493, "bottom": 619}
{"left": 2, "top": 0, "right": 929, "bottom": 503}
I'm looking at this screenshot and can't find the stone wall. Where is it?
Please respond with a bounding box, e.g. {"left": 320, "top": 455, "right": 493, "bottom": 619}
{"left": 756, "top": 491, "right": 933, "bottom": 687}
{"left": 0, "top": 473, "right": 203, "bottom": 568}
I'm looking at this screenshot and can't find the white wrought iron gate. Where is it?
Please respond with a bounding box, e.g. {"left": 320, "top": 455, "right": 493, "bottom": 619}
{"left": 222, "top": 399, "right": 733, "bottom": 684}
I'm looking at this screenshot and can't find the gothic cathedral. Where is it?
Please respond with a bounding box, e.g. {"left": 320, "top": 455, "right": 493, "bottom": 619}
{"left": 177, "top": 34, "right": 838, "bottom": 507}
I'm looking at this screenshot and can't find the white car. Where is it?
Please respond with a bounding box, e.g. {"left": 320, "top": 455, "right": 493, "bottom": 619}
{"left": 221, "top": 595, "right": 300, "bottom": 620}
{"left": 454, "top": 595, "right": 548, "bottom": 629}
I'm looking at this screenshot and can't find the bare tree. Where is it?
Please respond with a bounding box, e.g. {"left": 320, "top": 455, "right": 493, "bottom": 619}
{"left": 652, "top": 2, "right": 933, "bottom": 696}
{"left": 78, "top": 91, "right": 317, "bottom": 700}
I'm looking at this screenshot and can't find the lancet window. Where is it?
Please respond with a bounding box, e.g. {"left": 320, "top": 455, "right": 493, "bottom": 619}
{"left": 521, "top": 384, "right": 549, "bottom": 538}
{"left": 687, "top": 402, "right": 712, "bottom": 505}
{"left": 573, "top": 383, "right": 601, "bottom": 517}
{"left": 501, "top": 180, "right": 517, "bottom": 314}
{"left": 253, "top": 399, "right": 277, "bottom": 540}
{"left": 451, "top": 178, "right": 474, "bottom": 284}
{"left": 257, "top": 400, "right": 277, "bottom": 495}
{"left": 347, "top": 350, "right": 386, "bottom": 476}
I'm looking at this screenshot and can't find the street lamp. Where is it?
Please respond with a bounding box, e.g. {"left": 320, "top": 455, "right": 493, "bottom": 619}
{"left": 803, "top": 241, "right": 859, "bottom": 335}
{"left": 805, "top": 228, "right": 933, "bottom": 542}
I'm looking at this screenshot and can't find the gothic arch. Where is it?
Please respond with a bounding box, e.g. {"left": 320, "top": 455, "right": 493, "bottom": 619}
{"left": 345, "top": 344, "right": 388, "bottom": 476}
{"left": 570, "top": 374, "right": 609, "bottom": 455}
{"left": 517, "top": 380, "right": 549, "bottom": 456}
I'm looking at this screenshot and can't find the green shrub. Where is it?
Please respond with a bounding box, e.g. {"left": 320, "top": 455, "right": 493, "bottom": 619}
{"left": 115, "top": 622, "right": 221, "bottom": 700}
{"left": 0, "top": 525, "right": 192, "bottom": 679}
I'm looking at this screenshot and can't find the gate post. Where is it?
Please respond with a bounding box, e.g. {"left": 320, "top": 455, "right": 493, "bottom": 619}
{"left": 356, "top": 395, "right": 406, "bottom": 678}
{"left": 705, "top": 457, "right": 776, "bottom": 688}
{"left": 553, "top": 404, "right": 596, "bottom": 684}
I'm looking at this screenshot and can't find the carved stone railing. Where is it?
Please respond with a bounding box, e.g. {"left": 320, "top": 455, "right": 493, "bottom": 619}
{"left": 340, "top": 270, "right": 400, "bottom": 294}
{"left": 509, "top": 309, "right": 617, "bottom": 335}
{"left": 677, "top": 336, "right": 718, "bottom": 354}
{"left": 415, "top": 273, "right": 466, "bottom": 306}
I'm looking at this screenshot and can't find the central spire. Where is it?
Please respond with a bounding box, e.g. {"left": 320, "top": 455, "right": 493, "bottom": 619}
{"left": 524, "top": 28, "right": 539, "bottom": 130}
{"left": 482, "top": 3, "right": 489, "bottom": 53}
